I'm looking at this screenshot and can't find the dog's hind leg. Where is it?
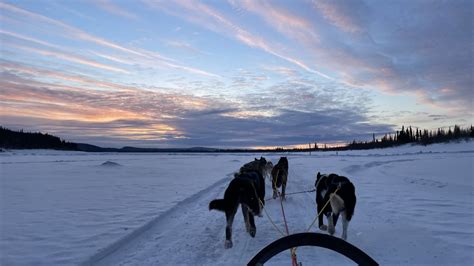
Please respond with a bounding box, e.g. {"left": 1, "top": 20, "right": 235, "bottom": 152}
{"left": 318, "top": 215, "right": 327, "bottom": 231}
{"left": 281, "top": 182, "right": 286, "bottom": 200}
{"left": 317, "top": 204, "right": 327, "bottom": 231}
{"left": 272, "top": 178, "right": 279, "bottom": 199}
{"left": 332, "top": 212, "right": 339, "bottom": 227}
{"left": 328, "top": 214, "right": 335, "bottom": 235}
{"left": 225, "top": 207, "right": 237, "bottom": 249}
{"left": 341, "top": 211, "right": 348, "bottom": 240}
{"left": 241, "top": 205, "right": 250, "bottom": 233}
{"left": 329, "top": 193, "right": 344, "bottom": 228}
{"left": 248, "top": 213, "right": 256, "bottom": 237}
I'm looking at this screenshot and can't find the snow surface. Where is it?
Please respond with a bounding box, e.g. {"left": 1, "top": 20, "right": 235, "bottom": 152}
{"left": 1, "top": 141, "right": 473, "bottom": 265}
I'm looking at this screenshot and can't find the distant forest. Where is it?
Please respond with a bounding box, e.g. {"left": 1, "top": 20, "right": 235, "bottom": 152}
{"left": 304, "top": 125, "right": 473, "bottom": 152}
{"left": 0, "top": 125, "right": 472, "bottom": 152}
{"left": 0, "top": 127, "right": 77, "bottom": 150}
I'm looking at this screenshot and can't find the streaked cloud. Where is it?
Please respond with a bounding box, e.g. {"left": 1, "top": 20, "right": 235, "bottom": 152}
{"left": 313, "top": 0, "right": 368, "bottom": 33}
{"left": 9, "top": 44, "right": 130, "bottom": 74}
{"left": 165, "top": 40, "right": 206, "bottom": 55}
{"left": 95, "top": 0, "right": 139, "bottom": 20}
{"left": 0, "top": 29, "right": 61, "bottom": 49}
{"left": 232, "top": 0, "right": 319, "bottom": 44}
{"left": 147, "top": 0, "right": 334, "bottom": 81}
{"left": 1, "top": 60, "right": 132, "bottom": 91}
{"left": 0, "top": 2, "right": 218, "bottom": 78}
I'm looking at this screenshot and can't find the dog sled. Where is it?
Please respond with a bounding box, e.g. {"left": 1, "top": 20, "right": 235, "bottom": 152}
{"left": 248, "top": 232, "right": 378, "bottom": 266}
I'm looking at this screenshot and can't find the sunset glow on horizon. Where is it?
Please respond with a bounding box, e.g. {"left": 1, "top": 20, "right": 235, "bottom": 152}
{"left": 1, "top": 0, "right": 472, "bottom": 148}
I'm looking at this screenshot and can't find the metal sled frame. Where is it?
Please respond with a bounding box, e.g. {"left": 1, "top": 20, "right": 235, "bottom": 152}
{"left": 248, "top": 232, "right": 378, "bottom": 266}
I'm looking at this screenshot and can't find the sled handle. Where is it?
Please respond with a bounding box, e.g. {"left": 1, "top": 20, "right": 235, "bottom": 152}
{"left": 247, "top": 232, "right": 378, "bottom": 266}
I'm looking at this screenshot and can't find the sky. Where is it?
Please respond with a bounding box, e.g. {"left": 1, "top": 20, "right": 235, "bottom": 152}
{"left": 1, "top": 0, "right": 472, "bottom": 148}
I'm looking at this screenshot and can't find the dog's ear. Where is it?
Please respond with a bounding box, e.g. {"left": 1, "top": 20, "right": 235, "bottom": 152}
{"left": 255, "top": 158, "right": 258, "bottom": 161}
{"left": 317, "top": 172, "right": 321, "bottom": 178}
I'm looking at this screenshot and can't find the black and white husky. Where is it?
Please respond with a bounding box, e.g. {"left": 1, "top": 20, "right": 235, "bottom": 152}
{"left": 209, "top": 158, "right": 266, "bottom": 248}
{"left": 315, "top": 172, "right": 356, "bottom": 240}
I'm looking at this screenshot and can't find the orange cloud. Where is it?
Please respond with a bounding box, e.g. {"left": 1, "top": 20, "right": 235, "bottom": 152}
{"left": 0, "top": 69, "right": 221, "bottom": 127}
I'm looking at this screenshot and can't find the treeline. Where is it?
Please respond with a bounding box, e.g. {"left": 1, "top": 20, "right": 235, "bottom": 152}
{"left": 346, "top": 125, "right": 473, "bottom": 150}
{"left": 276, "top": 125, "right": 473, "bottom": 152}
{"left": 0, "top": 127, "right": 78, "bottom": 150}
{"left": 1, "top": 125, "right": 472, "bottom": 152}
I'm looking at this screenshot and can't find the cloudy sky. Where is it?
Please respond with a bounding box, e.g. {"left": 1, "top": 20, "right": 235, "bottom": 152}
{"left": 1, "top": 0, "right": 472, "bottom": 148}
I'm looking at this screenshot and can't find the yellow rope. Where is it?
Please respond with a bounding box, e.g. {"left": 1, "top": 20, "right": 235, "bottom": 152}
{"left": 259, "top": 199, "right": 285, "bottom": 237}
{"left": 271, "top": 168, "right": 298, "bottom": 265}
{"left": 264, "top": 169, "right": 339, "bottom": 265}
{"left": 291, "top": 186, "right": 341, "bottom": 258}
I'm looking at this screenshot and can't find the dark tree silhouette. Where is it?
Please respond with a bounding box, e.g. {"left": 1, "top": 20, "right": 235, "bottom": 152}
{"left": 0, "top": 127, "right": 77, "bottom": 150}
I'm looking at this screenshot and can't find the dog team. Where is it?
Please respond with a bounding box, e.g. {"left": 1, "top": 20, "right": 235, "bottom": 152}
{"left": 209, "top": 156, "right": 357, "bottom": 249}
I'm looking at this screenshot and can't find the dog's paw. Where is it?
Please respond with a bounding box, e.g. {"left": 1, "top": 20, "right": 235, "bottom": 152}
{"left": 249, "top": 227, "right": 256, "bottom": 237}
{"left": 224, "top": 240, "right": 233, "bottom": 249}
{"left": 328, "top": 226, "right": 335, "bottom": 235}
{"left": 272, "top": 193, "right": 278, "bottom": 199}
{"left": 319, "top": 225, "right": 327, "bottom": 231}
{"left": 328, "top": 228, "right": 335, "bottom": 235}
{"left": 245, "top": 222, "right": 251, "bottom": 233}
{"left": 342, "top": 232, "right": 347, "bottom": 240}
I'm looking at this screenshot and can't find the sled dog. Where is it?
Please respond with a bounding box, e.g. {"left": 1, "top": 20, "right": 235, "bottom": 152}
{"left": 315, "top": 172, "right": 356, "bottom": 240}
{"left": 271, "top": 157, "right": 289, "bottom": 199}
{"left": 209, "top": 158, "right": 267, "bottom": 248}
{"left": 264, "top": 161, "right": 273, "bottom": 180}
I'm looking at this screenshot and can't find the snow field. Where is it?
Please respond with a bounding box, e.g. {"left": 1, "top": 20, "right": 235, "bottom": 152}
{"left": 1, "top": 141, "right": 473, "bottom": 265}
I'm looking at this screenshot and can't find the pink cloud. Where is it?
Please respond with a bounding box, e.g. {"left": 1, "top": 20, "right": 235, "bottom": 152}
{"left": 11, "top": 44, "right": 130, "bottom": 74}
{"left": 235, "top": 0, "right": 319, "bottom": 43}
{"left": 95, "top": 0, "right": 138, "bottom": 20}
{"left": 1, "top": 60, "right": 134, "bottom": 91}
{"left": 0, "top": 29, "right": 61, "bottom": 49}
{"left": 313, "top": 0, "right": 365, "bottom": 34}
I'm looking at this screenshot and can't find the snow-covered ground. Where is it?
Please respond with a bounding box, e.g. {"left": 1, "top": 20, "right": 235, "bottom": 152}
{"left": 1, "top": 141, "right": 473, "bottom": 265}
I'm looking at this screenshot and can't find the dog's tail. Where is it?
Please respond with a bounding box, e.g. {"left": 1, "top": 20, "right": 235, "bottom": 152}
{"left": 209, "top": 199, "right": 226, "bottom": 212}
